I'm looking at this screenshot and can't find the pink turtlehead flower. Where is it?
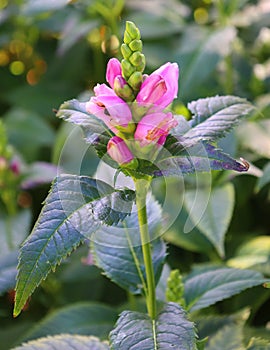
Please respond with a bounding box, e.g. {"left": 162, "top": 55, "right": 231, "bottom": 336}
{"left": 107, "top": 136, "right": 134, "bottom": 165}
{"left": 136, "top": 62, "right": 179, "bottom": 109}
{"left": 134, "top": 111, "right": 178, "bottom": 147}
{"left": 106, "top": 58, "right": 123, "bottom": 89}
{"left": 86, "top": 84, "right": 132, "bottom": 133}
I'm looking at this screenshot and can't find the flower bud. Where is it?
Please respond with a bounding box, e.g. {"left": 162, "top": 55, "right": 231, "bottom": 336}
{"left": 107, "top": 136, "right": 134, "bottom": 165}
{"left": 114, "top": 76, "right": 135, "bottom": 101}
{"left": 125, "top": 21, "right": 140, "bottom": 42}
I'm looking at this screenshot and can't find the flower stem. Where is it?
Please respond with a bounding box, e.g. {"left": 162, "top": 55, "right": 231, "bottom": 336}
{"left": 135, "top": 178, "right": 156, "bottom": 320}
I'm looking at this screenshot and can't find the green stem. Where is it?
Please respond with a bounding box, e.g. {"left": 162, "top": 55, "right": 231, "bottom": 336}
{"left": 135, "top": 178, "right": 156, "bottom": 320}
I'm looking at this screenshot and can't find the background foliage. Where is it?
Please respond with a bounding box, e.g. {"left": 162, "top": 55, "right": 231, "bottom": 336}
{"left": 0, "top": 0, "right": 270, "bottom": 349}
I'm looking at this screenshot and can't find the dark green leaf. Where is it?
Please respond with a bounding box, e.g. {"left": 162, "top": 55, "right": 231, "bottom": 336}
{"left": 20, "top": 302, "right": 117, "bottom": 342}
{"left": 12, "top": 334, "right": 109, "bottom": 350}
{"left": 14, "top": 175, "right": 135, "bottom": 316}
{"left": 91, "top": 197, "right": 166, "bottom": 294}
{"left": 184, "top": 267, "right": 269, "bottom": 311}
{"left": 110, "top": 302, "right": 197, "bottom": 349}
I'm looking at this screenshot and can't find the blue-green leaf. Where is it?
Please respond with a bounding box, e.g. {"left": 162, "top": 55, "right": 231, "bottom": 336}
{"left": 184, "top": 266, "right": 269, "bottom": 311}
{"left": 91, "top": 197, "right": 166, "bottom": 294}
{"left": 110, "top": 302, "right": 197, "bottom": 349}
{"left": 12, "top": 334, "right": 109, "bottom": 350}
{"left": 14, "top": 175, "right": 135, "bottom": 317}
{"left": 255, "top": 162, "right": 270, "bottom": 193}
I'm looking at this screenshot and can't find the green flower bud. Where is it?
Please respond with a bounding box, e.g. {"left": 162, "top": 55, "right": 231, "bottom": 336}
{"left": 128, "top": 71, "right": 143, "bottom": 91}
{"left": 121, "top": 21, "right": 145, "bottom": 93}
{"left": 125, "top": 21, "right": 140, "bottom": 41}
{"left": 129, "top": 52, "right": 144, "bottom": 67}
{"left": 114, "top": 76, "right": 135, "bottom": 101}
{"left": 129, "top": 39, "right": 143, "bottom": 52}
{"left": 121, "top": 59, "right": 136, "bottom": 80}
{"left": 121, "top": 44, "right": 132, "bottom": 59}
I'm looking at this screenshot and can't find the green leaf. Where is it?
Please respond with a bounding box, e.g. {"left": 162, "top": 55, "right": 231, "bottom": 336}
{"left": 185, "top": 95, "right": 254, "bottom": 144}
{"left": 91, "top": 197, "right": 166, "bottom": 294}
{"left": 227, "top": 236, "right": 270, "bottom": 275}
{"left": 175, "top": 26, "right": 237, "bottom": 101}
{"left": 247, "top": 338, "right": 270, "bottom": 350}
{"left": 0, "top": 251, "right": 18, "bottom": 295}
{"left": 256, "top": 162, "right": 270, "bottom": 193}
{"left": 14, "top": 175, "right": 135, "bottom": 317}
{"left": 184, "top": 183, "right": 235, "bottom": 257}
{"left": 12, "top": 334, "right": 109, "bottom": 350}
{"left": 236, "top": 120, "right": 270, "bottom": 159}
{"left": 184, "top": 266, "right": 269, "bottom": 311}
{"left": 110, "top": 302, "right": 197, "bottom": 349}
{"left": 205, "top": 324, "right": 245, "bottom": 350}
{"left": 0, "top": 209, "right": 31, "bottom": 255}
{"left": 20, "top": 302, "right": 117, "bottom": 342}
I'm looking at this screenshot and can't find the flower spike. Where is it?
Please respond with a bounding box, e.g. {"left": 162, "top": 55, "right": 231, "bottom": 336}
{"left": 121, "top": 21, "right": 145, "bottom": 92}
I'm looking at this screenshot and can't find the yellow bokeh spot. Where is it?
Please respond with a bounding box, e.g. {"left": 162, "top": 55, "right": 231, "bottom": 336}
{"left": 203, "top": 0, "right": 212, "bottom": 4}
{"left": 0, "top": 50, "right": 9, "bottom": 66}
{"left": 9, "top": 40, "right": 26, "bottom": 55}
{"left": 0, "top": 0, "right": 8, "bottom": 9}
{"left": 194, "top": 8, "right": 209, "bottom": 25}
{"left": 9, "top": 61, "right": 25, "bottom": 75}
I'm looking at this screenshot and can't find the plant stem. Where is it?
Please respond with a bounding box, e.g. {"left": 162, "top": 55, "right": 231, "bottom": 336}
{"left": 135, "top": 178, "right": 156, "bottom": 320}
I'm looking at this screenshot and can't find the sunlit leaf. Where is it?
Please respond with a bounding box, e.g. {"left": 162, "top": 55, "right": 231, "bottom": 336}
{"left": 110, "top": 302, "right": 197, "bottom": 349}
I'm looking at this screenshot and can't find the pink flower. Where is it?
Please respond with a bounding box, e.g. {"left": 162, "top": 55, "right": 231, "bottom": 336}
{"left": 134, "top": 112, "right": 178, "bottom": 147}
{"left": 107, "top": 136, "right": 134, "bottom": 165}
{"left": 136, "top": 62, "right": 179, "bottom": 109}
{"left": 86, "top": 84, "right": 132, "bottom": 133}
{"left": 106, "top": 58, "right": 123, "bottom": 89}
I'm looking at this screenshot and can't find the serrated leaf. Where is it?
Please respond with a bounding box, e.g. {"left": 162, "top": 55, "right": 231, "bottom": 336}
{"left": 12, "top": 334, "right": 109, "bottom": 350}
{"left": 184, "top": 95, "right": 254, "bottom": 143}
{"left": 205, "top": 324, "right": 245, "bottom": 350}
{"left": 184, "top": 183, "right": 235, "bottom": 257}
{"left": 20, "top": 302, "right": 117, "bottom": 342}
{"left": 184, "top": 267, "right": 269, "bottom": 311}
{"left": 14, "top": 175, "right": 135, "bottom": 317}
{"left": 91, "top": 197, "right": 166, "bottom": 294}
{"left": 153, "top": 142, "right": 248, "bottom": 176}
{"left": 110, "top": 302, "right": 197, "bottom": 350}
{"left": 0, "top": 251, "right": 18, "bottom": 295}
